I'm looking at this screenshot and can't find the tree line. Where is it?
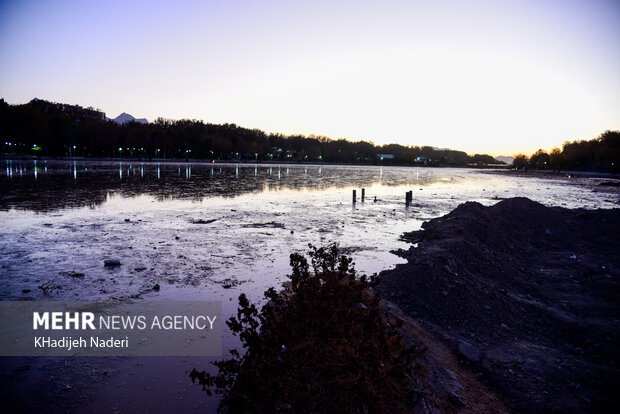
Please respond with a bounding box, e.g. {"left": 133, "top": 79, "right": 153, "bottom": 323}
{"left": 0, "top": 98, "right": 505, "bottom": 166}
{"left": 512, "top": 130, "right": 619, "bottom": 173}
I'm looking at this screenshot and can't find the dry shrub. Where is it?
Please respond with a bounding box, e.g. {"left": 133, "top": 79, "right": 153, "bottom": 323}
{"left": 191, "top": 243, "right": 415, "bottom": 413}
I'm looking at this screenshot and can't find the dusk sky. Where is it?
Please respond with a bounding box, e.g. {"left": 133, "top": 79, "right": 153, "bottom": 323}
{"left": 0, "top": 0, "right": 618, "bottom": 156}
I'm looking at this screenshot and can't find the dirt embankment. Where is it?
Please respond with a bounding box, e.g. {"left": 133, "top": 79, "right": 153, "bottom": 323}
{"left": 378, "top": 197, "right": 620, "bottom": 413}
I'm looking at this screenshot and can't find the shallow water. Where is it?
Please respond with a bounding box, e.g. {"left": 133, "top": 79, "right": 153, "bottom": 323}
{"left": 0, "top": 160, "right": 618, "bottom": 412}
{"left": 2, "top": 160, "right": 617, "bottom": 304}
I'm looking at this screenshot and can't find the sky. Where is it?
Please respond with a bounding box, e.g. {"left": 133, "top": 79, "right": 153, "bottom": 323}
{"left": 0, "top": 0, "right": 618, "bottom": 156}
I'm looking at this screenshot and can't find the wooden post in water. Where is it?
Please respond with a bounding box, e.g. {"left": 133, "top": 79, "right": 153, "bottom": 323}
{"left": 405, "top": 191, "right": 412, "bottom": 206}
{"left": 361, "top": 188, "right": 365, "bottom": 202}
{"left": 353, "top": 190, "right": 357, "bottom": 203}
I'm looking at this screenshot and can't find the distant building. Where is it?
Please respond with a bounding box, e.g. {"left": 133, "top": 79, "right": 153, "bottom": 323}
{"left": 377, "top": 154, "right": 394, "bottom": 160}
{"left": 415, "top": 156, "right": 428, "bottom": 166}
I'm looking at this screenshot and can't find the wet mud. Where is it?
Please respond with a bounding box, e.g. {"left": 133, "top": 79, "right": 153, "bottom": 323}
{"left": 1, "top": 161, "right": 618, "bottom": 412}
{"left": 379, "top": 197, "right": 620, "bottom": 413}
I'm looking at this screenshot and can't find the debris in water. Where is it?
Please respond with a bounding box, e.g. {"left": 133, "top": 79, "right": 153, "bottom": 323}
{"left": 218, "top": 277, "right": 245, "bottom": 289}
{"left": 59, "top": 271, "right": 85, "bottom": 278}
{"left": 38, "top": 280, "right": 61, "bottom": 294}
{"left": 104, "top": 259, "right": 121, "bottom": 266}
{"left": 222, "top": 280, "right": 236, "bottom": 289}
{"left": 191, "top": 218, "right": 217, "bottom": 224}
{"left": 241, "top": 222, "right": 285, "bottom": 229}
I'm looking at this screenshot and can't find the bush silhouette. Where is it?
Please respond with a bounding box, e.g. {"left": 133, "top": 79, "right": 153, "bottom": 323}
{"left": 191, "top": 243, "right": 416, "bottom": 413}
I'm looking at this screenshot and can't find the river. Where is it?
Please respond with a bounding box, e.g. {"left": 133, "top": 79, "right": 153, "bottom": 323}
{"left": 0, "top": 160, "right": 617, "bottom": 412}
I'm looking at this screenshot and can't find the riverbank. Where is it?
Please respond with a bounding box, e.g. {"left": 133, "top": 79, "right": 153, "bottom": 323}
{"left": 378, "top": 197, "right": 620, "bottom": 413}
{"left": 486, "top": 168, "right": 619, "bottom": 181}
{"left": 0, "top": 155, "right": 511, "bottom": 169}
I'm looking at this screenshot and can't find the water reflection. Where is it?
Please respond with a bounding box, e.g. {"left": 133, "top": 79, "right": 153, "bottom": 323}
{"left": 0, "top": 160, "right": 439, "bottom": 212}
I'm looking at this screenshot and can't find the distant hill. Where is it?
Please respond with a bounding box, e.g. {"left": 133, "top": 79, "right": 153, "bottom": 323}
{"left": 111, "top": 112, "right": 148, "bottom": 125}
{"left": 495, "top": 156, "right": 514, "bottom": 165}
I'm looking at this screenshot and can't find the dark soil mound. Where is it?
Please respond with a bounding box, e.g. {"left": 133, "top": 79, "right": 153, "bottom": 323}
{"left": 378, "top": 197, "right": 620, "bottom": 413}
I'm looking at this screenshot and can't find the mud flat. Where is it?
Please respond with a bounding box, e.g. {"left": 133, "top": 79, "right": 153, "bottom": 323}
{"left": 486, "top": 168, "right": 620, "bottom": 185}
{"left": 378, "top": 197, "right": 620, "bottom": 413}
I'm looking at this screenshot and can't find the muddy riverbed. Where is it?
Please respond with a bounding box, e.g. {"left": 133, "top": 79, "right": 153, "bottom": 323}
{"left": 0, "top": 160, "right": 618, "bottom": 412}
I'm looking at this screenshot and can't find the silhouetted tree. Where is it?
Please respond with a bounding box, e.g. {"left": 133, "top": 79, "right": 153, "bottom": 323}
{"left": 549, "top": 147, "right": 565, "bottom": 171}
{"left": 512, "top": 154, "right": 529, "bottom": 169}
{"left": 529, "top": 149, "right": 550, "bottom": 169}
{"left": 2, "top": 98, "right": 616, "bottom": 171}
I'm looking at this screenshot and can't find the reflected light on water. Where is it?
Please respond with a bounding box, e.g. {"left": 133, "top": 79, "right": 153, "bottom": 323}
{"left": 0, "top": 160, "right": 617, "bottom": 214}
